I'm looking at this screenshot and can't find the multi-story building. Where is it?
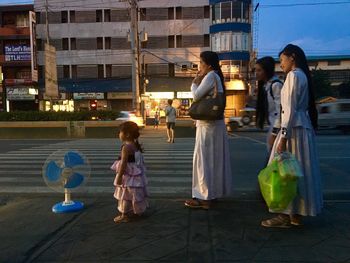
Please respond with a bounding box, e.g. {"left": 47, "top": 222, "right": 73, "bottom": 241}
{"left": 209, "top": 0, "right": 252, "bottom": 116}
{"left": 0, "top": 4, "right": 38, "bottom": 112}
{"left": 34, "top": 0, "right": 211, "bottom": 115}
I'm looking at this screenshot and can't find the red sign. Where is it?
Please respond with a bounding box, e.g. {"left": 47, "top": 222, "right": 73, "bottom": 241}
{"left": 5, "top": 79, "right": 33, "bottom": 86}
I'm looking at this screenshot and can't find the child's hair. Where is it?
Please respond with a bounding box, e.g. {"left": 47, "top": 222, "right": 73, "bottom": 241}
{"left": 119, "top": 121, "right": 143, "bottom": 152}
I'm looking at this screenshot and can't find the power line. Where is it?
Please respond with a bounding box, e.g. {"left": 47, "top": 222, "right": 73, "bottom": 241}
{"left": 260, "top": 1, "right": 350, "bottom": 8}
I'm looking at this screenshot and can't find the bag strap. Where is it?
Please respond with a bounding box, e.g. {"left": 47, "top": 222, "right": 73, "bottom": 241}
{"left": 269, "top": 79, "right": 283, "bottom": 100}
{"left": 212, "top": 73, "right": 218, "bottom": 99}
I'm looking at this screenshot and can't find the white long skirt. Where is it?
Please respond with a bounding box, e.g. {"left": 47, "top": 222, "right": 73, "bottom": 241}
{"left": 192, "top": 120, "right": 233, "bottom": 200}
{"left": 268, "top": 127, "right": 323, "bottom": 216}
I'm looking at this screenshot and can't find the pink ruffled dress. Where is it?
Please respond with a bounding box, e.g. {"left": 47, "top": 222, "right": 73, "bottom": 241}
{"left": 111, "top": 144, "right": 148, "bottom": 215}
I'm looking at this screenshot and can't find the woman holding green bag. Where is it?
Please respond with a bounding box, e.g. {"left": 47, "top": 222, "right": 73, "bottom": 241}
{"left": 261, "top": 44, "right": 323, "bottom": 228}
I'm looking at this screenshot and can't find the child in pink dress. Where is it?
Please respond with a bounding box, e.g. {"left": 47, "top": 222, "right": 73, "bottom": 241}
{"left": 111, "top": 121, "right": 148, "bottom": 223}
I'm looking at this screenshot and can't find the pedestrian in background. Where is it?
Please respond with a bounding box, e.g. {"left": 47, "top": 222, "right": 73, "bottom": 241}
{"left": 154, "top": 110, "right": 160, "bottom": 129}
{"left": 185, "top": 51, "right": 232, "bottom": 209}
{"left": 255, "top": 56, "right": 284, "bottom": 152}
{"left": 261, "top": 44, "right": 323, "bottom": 228}
{"left": 165, "top": 99, "right": 176, "bottom": 143}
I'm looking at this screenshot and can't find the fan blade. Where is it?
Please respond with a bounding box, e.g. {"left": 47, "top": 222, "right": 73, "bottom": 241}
{"left": 64, "top": 152, "right": 85, "bottom": 168}
{"left": 45, "top": 161, "right": 62, "bottom": 182}
{"left": 64, "top": 173, "right": 84, "bottom": 188}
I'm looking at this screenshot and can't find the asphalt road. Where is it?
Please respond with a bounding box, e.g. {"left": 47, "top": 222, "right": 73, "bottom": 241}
{"left": 0, "top": 131, "right": 349, "bottom": 199}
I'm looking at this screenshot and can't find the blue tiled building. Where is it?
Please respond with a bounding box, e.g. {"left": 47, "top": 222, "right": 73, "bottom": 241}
{"left": 209, "top": 0, "right": 253, "bottom": 116}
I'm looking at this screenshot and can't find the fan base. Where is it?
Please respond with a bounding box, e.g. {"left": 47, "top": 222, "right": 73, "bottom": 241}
{"left": 52, "top": 201, "right": 84, "bottom": 213}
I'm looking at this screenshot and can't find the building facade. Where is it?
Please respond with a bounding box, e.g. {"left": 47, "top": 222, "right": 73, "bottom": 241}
{"left": 275, "top": 55, "right": 350, "bottom": 87}
{"left": 34, "top": 0, "right": 211, "bottom": 114}
{"left": 209, "top": 0, "right": 252, "bottom": 116}
{"left": 0, "top": 4, "right": 38, "bottom": 112}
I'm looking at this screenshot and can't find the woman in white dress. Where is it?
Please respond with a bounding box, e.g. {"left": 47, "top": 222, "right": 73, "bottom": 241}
{"left": 261, "top": 44, "right": 323, "bottom": 228}
{"left": 255, "top": 56, "right": 283, "bottom": 151}
{"left": 184, "top": 51, "right": 233, "bottom": 210}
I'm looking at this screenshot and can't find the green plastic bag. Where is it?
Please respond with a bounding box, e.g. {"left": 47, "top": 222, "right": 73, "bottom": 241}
{"left": 277, "top": 152, "right": 304, "bottom": 180}
{"left": 258, "top": 159, "right": 298, "bottom": 211}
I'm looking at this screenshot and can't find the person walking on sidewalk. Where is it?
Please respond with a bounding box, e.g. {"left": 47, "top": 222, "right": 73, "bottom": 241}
{"left": 255, "top": 56, "right": 284, "bottom": 152}
{"left": 165, "top": 99, "right": 176, "bottom": 143}
{"left": 111, "top": 121, "right": 149, "bottom": 223}
{"left": 261, "top": 44, "right": 323, "bottom": 228}
{"left": 185, "top": 51, "right": 233, "bottom": 210}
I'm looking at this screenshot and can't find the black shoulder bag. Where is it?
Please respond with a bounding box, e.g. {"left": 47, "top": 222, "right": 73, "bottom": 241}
{"left": 188, "top": 74, "right": 225, "bottom": 121}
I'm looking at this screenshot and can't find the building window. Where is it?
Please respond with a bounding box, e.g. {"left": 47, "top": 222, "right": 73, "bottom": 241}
{"left": 140, "top": 8, "right": 147, "bottom": 21}
{"left": 169, "top": 63, "right": 175, "bottom": 77}
{"left": 106, "top": 64, "right": 112, "bottom": 78}
{"left": 212, "top": 3, "right": 220, "bottom": 23}
{"left": 105, "top": 37, "right": 111, "bottom": 49}
{"left": 176, "top": 7, "right": 182, "bottom": 19}
{"left": 71, "top": 65, "right": 77, "bottom": 79}
{"left": 104, "top": 9, "right": 111, "bottom": 22}
{"left": 204, "top": 6, "right": 210, "bottom": 19}
{"left": 176, "top": 35, "right": 182, "bottom": 48}
{"left": 243, "top": 2, "right": 250, "bottom": 21}
{"left": 35, "top": 12, "right": 41, "bottom": 24}
{"left": 62, "top": 38, "right": 69, "bottom": 50}
{"left": 97, "top": 37, "right": 103, "bottom": 49}
{"left": 204, "top": 34, "right": 210, "bottom": 47}
{"left": 61, "top": 11, "right": 68, "bottom": 23}
{"left": 16, "top": 13, "right": 29, "bottom": 27}
{"left": 96, "top": 10, "right": 103, "bottom": 22}
{"left": 168, "top": 7, "right": 174, "bottom": 20}
{"left": 70, "top": 11, "right": 75, "bottom": 23}
{"left": 37, "top": 39, "right": 43, "bottom": 51}
{"left": 221, "top": 2, "right": 231, "bottom": 22}
{"left": 232, "top": 1, "right": 242, "bottom": 21}
{"left": 63, "top": 65, "right": 70, "bottom": 78}
{"left": 70, "top": 38, "right": 76, "bottom": 50}
{"left": 328, "top": 60, "right": 341, "bottom": 66}
{"left": 168, "top": 35, "right": 175, "bottom": 48}
{"left": 98, "top": 65, "right": 104, "bottom": 78}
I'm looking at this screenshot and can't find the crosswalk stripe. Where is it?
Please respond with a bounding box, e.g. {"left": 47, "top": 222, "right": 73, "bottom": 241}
{"left": 0, "top": 138, "right": 195, "bottom": 196}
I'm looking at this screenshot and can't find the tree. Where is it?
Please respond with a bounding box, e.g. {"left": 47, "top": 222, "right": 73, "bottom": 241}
{"left": 311, "top": 69, "right": 333, "bottom": 99}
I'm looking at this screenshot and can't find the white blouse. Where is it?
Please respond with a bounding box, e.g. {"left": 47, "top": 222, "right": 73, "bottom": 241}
{"left": 280, "top": 68, "right": 313, "bottom": 138}
{"left": 191, "top": 71, "right": 224, "bottom": 101}
{"left": 265, "top": 76, "right": 283, "bottom": 129}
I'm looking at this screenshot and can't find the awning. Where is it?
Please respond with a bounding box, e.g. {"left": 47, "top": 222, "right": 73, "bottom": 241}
{"left": 38, "top": 78, "right": 132, "bottom": 93}
{"left": 147, "top": 77, "right": 193, "bottom": 92}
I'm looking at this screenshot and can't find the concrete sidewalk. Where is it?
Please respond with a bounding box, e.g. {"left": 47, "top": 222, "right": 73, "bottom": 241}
{"left": 1, "top": 196, "right": 350, "bottom": 263}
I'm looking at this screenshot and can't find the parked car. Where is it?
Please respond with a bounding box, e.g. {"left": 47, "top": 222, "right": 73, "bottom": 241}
{"left": 317, "top": 99, "right": 350, "bottom": 133}
{"left": 116, "top": 111, "right": 145, "bottom": 128}
{"left": 226, "top": 107, "right": 256, "bottom": 131}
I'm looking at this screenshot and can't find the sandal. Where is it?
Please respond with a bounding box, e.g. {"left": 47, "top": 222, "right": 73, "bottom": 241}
{"left": 261, "top": 215, "right": 292, "bottom": 228}
{"left": 113, "top": 214, "right": 130, "bottom": 224}
{"left": 290, "top": 215, "right": 303, "bottom": 226}
{"left": 184, "top": 198, "right": 211, "bottom": 210}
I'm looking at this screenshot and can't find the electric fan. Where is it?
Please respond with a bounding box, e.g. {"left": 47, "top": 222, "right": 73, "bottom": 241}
{"left": 42, "top": 150, "right": 91, "bottom": 213}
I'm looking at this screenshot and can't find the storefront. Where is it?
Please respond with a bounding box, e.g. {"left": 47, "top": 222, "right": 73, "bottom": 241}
{"left": 40, "top": 93, "right": 74, "bottom": 112}
{"left": 146, "top": 77, "right": 193, "bottom": 118}
{"left": 6, "top": 86, "right": 39, "bottom": 111}
{"left": 73, "top": 93, "right": 108, "bottom": 111}
{"left": 107, "top": 92, "right": 133, "bottom": 112}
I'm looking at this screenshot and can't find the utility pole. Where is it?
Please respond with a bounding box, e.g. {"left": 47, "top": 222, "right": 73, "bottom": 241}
{"left": 45, "top": 0, "right": 54, "bottom": 111}
{"left": 45, "top": 0, "right": 50, "bottom": 45}
{"left": 129, "top": 0, "right": 141, "bottom": 116}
